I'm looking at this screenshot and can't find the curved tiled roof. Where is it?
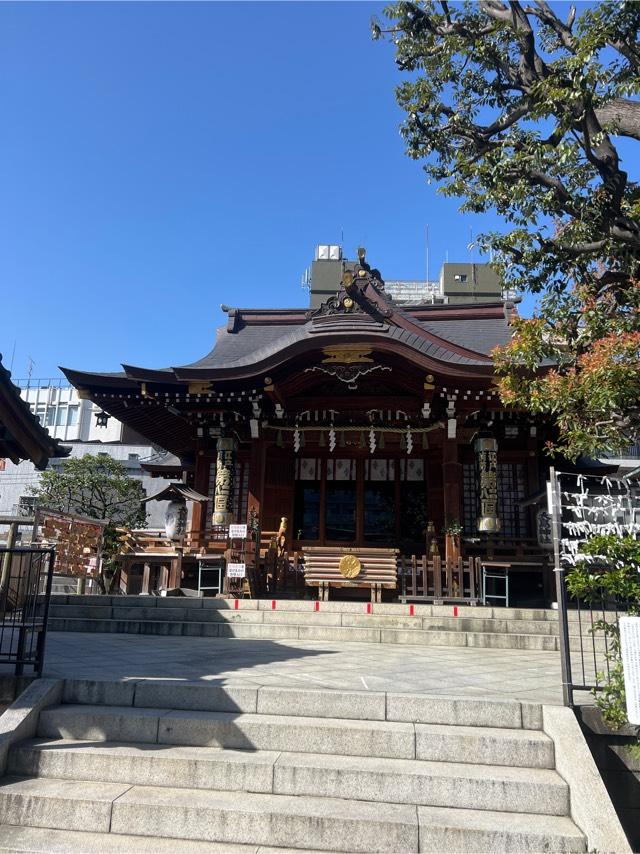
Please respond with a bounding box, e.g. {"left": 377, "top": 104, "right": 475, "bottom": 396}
{"left": 62, "top": 276, "right": 515, "bottom": 388}
{"left": 0, "top": 356, "right": 70, "bottom": 468}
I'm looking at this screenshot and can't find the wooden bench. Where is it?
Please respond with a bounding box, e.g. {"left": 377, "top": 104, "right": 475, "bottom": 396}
{"left": 301, "top": 547, "right": 398, "bottom": 602}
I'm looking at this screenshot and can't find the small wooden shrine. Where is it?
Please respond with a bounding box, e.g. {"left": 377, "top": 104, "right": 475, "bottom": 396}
{"left": 63, "top": 250, "right": 568, "bottom": 606}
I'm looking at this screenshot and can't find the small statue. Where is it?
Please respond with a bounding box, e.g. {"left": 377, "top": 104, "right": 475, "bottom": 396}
{"left": 276, "top": 516, "right": 288, "bottom": 558}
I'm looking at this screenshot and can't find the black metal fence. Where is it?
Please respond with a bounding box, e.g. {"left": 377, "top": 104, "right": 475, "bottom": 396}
{"left": 554, "top": 564, "right": 627, "bottom": 707}
{"left": 0, "top": 547, "right": 55, "bottom": 676}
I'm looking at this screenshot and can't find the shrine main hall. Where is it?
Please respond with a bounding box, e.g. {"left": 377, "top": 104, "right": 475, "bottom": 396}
{"left": 62, "top": 246, "right": 569, "bottom": 607}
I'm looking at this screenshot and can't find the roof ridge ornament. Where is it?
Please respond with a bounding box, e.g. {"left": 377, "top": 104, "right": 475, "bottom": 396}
{"left": 306, "top": 247, "right": 394, "bottom": 322}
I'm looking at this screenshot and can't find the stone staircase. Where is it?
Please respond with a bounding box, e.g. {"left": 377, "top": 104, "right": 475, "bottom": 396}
{"left": 43, "top": 594, "right": 609, "bottom": 652}
{"left": 0, "top": 680, "right": 587, "bottom": 852}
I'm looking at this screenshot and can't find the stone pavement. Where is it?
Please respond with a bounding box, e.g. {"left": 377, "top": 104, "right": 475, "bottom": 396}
{"left": 39, "top": 631, "right": 566, "bottom": 704}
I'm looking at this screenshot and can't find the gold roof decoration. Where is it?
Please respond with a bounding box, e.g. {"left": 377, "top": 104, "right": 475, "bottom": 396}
{"left": 321, "top": 346, "right": 374, "bottom": 365}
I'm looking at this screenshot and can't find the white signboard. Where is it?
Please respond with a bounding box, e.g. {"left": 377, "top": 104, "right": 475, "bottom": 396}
{"left": 227, "top": 563, "right": 246, "bottom": 578}
{"left": 620, "top": 617, "right": 640, "bottom": 725}
{"left": 228, "top": 524, "right": 248, "bottom": 539}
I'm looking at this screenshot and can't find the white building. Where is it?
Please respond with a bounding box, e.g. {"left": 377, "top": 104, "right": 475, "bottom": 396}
{"left": 0, "top": 379, "right": 173, "bottom": 535}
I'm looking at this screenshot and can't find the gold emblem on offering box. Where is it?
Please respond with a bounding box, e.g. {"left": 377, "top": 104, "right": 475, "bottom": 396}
{"left": 339, "top": 554, "right": 362, "bottom": 579}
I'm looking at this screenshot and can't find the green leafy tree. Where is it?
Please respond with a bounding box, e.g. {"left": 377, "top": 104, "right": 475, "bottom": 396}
{"left": 375, "top": 1, "right": 640, "bottom": 457}
{"left": 30, "top": 454, "right": 147, "bottom": 593}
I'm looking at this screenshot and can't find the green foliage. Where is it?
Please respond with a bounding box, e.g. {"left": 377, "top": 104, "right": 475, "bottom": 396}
{"left": 566, "top": 534, "right": 640, "bottom": 605}
{"left": 443, "top": 517, "right": 463, "bottom": 536}
{"left": 31, "top": 454, "right": 147, "bottom": 593}
{"left": 566, "top": 535, "right": 640, "bottom": 734}
{"left": 377, "top": 1, "right": 640, "bottom": 458}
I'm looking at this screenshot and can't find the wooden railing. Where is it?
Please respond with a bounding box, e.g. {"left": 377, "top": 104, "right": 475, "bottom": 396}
{"left": 118, "top": 529, "right": 179, "bottom": 555}
{"left": 398, "top": 556, "right": 482, "bottom": 604}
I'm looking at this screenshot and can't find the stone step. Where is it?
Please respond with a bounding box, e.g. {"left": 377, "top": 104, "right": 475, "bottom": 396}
{"left": 414, "top": 722, "right": 554, "bottom": 768}
{"left": 0, "top": 776, "right": 131, "bottom": 834}
{"left": 109, "top": 782, "right": 583, "bottom": 852}
{"left": 61, "top": 680, "right": 540, "bottom": 730}
{"left": 36, "top": 705, "right": 554, "bottom": 767}
{"left": 0, "top": 777, "right": 420, "bottom": 853}
{"left": 0, "top": 778, "right": 586, "bottom": 852}
{"left": 8, "top": 739, "right": 567, "bottom": 815}
{"left": 272, "top": 751, "right": 566, "bottom": 814}
{"left": 36, "top": 705, "right": 415, "bottom": 759}
{"left": 46, "top": 602, "right": 604, "bottom": 637}
{"left": 53, "top": 604, "right": 554, "bottom": 633}
{"left": 43, "top": 594, "right": 621, "bottom": 625}
{"left": 48, "top": 615, "right": 569, "bottom": 649}
{"left": 0, "top": 824, "right": 259, "bottom": 853}
{"left": 0, "top": 818, "right": 586, "bottom": 854}
{"left": 418, "top": 804, "right": 585, "bottom": 852}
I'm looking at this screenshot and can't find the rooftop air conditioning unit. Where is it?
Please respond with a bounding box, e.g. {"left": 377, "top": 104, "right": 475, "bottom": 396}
{"left": 315, "top": 244, "right": 342, "bottom": 261}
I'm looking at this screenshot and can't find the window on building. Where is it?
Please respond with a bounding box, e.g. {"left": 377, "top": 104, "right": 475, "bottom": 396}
{"left": 462, "top": 464, "right": 477, "bottom": 534}
{"left": 293, "top": 482, "right": 320, "bottom": 540}
{"left": 364, "top": 483, "right": 395, "bottom": 543}
{"left": 454, "top": 273, "right": 468, "bottom": 282}
{"left": 32, "top": 405, "right": 46, "bottom": 424}
{"left": 55, "top": 406, "right": 67, "bottom": 426}
{"left": 67, "top": 406, "right": 79, "bottom": 426}
{"left": 325, "top": 484, "right": 356, "bottom": 541}
{"left": 400, "top": 482, "right": 427, "bottom": 545}
{"left": 497, "top": 463, "right": 528, "bottom": 538}
{"left": 17, "top": 496, "right": 37, "bottom": 517}
{"left": 45, "top": 407, "right": 56, "bottom": 427}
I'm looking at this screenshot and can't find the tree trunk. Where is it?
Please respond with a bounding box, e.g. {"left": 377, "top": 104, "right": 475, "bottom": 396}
{"left": 595, "top": 99, "right": 640, "bottom": 141}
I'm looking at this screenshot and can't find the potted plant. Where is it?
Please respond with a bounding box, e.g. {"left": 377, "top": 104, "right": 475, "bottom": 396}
{"left": 443, "top": 518, "right": 463, "bottom": 563}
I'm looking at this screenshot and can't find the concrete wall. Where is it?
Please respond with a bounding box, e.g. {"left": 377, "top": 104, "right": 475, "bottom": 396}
{"left": 577, "top": 706, "right": 640, "bottom": 852}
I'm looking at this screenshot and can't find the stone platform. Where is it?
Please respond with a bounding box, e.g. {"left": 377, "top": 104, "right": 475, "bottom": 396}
{"left": 40, "top": 630, "right": 565, "bottom": 704}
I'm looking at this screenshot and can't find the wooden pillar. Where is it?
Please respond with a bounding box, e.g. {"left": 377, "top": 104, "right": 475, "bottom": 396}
{"left": 442, "top": 436, "right": 462, "bottom": 526}
{"left": 247, "top": 438, "right": 265, "bottom": 550}
{"left": 168, "top": 554, "right": 181, "bottom": 589}
{"left": 159, "top": 565, "right": 169, "bottom": 590}
{"left": 120, "top": 558, "right": 129, "bottom": 594}
{"left": 355, "top": 458, "right": 364, "bottom": 546}
{"left": 0, "top": 522, "right": 18, "bottom": 611}
{"left": 526, "top": 435, "right": 540, "bottom": 533}
{"left": 141, "top": 562, "right": 151, "bottom": 594}
{"left": 190, "top": 451, "right": 211, "bottom": 549}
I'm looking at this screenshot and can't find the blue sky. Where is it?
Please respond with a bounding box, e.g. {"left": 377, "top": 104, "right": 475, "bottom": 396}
{"left": 2, "top": 1, "right": 515, "bottom": 379}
